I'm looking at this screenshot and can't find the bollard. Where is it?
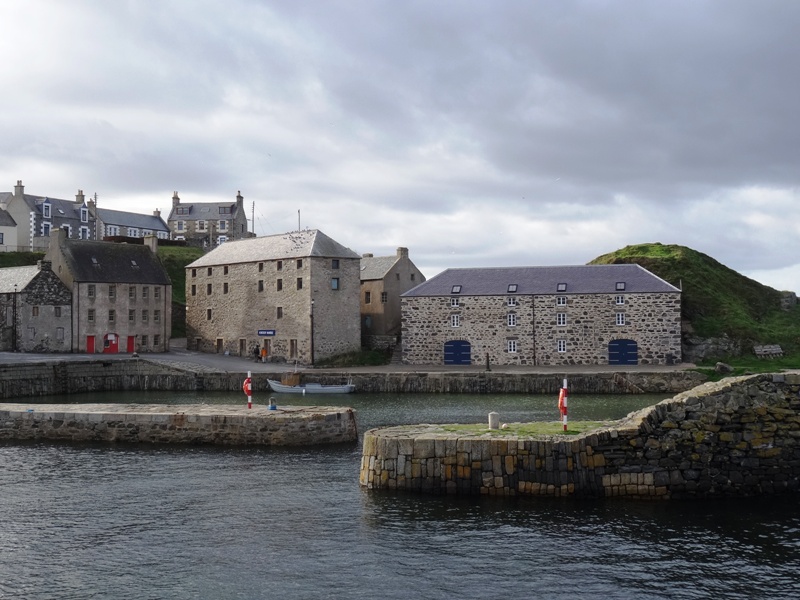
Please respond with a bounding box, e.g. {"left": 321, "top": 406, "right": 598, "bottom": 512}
{"left": 269, "top": 397, "right": 277, "bottom": 411}
{"left": 488, "top": 412, "right": 500, "bottom": 430}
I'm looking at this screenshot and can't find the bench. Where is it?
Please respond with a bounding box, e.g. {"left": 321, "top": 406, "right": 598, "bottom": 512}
{"left": 753, "top": 344, "right": 784, "bottom": 359}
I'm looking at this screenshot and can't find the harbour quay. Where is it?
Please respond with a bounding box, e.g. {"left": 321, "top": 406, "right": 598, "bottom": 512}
{"left": 0, "top": 403, "right": 358, "bottom": 447}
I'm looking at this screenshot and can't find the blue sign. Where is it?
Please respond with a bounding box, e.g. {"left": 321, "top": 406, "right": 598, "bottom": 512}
{"left": 258, "top": 329, "right": 276, "bottom": 336}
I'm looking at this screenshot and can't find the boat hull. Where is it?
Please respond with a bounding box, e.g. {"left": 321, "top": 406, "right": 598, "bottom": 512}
{"left": 267, "top": 379, "right": 355, "bottom": 394}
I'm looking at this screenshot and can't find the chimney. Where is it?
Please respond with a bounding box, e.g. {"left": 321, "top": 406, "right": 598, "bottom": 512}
{"left": 362, "top": 253, "right": 374, "bottom": 258}
{"left": 236, "top": 190, "right": 244, "bottom": 209}
{"left": 172, "top": 191, "right": 180, "bottom": 207}
{"left": 153, "top": 208, "right": 161, "bottom": 218}
{"left": 76, "top": 189, "right": 85, "bottom": 204}
{"left": 14, "top": 180, "right": 24, "bottom": 198}
{"left": 144, "top": 234, "right": 158, "bottom": 255}
{"left": 397, "top": 247, "right": 409, "bottom": 258}
{"left": 37, "top": 260, "right": 52, "bottom": 272}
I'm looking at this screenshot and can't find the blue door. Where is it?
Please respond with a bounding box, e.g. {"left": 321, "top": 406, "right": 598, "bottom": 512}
{"left": 444, "top": 340, "right": 471, "bottom": 365}
{"left": 608, "top": 339, "right": 638, "bottom": 365}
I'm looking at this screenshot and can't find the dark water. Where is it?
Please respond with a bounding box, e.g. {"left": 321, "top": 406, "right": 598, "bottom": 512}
{"left": 1, "top": 391, "right": 799, "bottom": 599}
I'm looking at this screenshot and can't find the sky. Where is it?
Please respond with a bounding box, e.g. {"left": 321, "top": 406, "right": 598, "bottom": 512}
{"left": 1, "top": 0, "right": 799, "bottom": 291}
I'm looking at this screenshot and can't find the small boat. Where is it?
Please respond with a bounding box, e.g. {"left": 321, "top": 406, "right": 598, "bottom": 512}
{"left": 267, "top": 379, "right": 355, "bottom": 394}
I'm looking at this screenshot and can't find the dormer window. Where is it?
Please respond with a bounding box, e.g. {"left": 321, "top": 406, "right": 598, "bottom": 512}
{"left": 557, "top": 283, "right": 567, "bottom": 292}
{"left": 616, "top": 282, "right": 626, "bottom": 291}
{"left": 507, "top": 284, "right": 518, "bottom": 293}
{"left": 81, "top": 207, "right": 88, "bottom": 223}
{"left": 42, "top": 202, "right": 51, "bottom": 219}
{"left": 176, "top": 207, "right": 190, "bottom": 215}
{"left": 451, "top": 285, "right": 462, "bottom": 294}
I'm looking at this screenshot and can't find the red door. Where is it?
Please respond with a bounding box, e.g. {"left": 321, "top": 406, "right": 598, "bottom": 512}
{"left": 86, "top": 335, "right": 95, "bottom": 354}
{"left": 103, "top": 333, "right": 119, "bottom": 353}
{"left": 127, "top": 336, "right": 136, "bottom": 353}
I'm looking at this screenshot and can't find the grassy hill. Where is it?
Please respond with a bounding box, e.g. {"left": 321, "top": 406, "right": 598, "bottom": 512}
{"left": 590, "top": 243, "right": 800, "bottom": 354}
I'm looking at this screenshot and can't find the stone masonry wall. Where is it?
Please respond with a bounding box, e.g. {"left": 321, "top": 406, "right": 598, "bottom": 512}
{"left": 402, "top": 291, "right": 681, "bottom": 366}
{"left": 360, "top": 373, "right": 800, "bottom": 499}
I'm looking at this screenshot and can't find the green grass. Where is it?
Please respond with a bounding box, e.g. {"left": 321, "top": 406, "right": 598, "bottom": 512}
{"left": 440, "top": 421, "right": 612, "bottom": 436}
{"left": 0, "top": 252, "right": 44, "bottom": 268}
{"left": 314, "top": 349, "right": 393, "bottom": 367}
{"left": 157, "top": 246, "right": 203, "bottom": 304}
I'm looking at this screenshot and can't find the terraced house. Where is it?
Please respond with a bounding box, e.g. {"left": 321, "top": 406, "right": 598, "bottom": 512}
{"left": 185, "top": 229, "right": 361, "bottom": 363}
{"left": 401, "top": 264, "right": 682, "bottom": 366}
{"left": 167, "top": 190, "right": 251, "bottom": 247}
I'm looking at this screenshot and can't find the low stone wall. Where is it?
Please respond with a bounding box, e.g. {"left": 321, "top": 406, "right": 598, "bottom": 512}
{"left": 0, "top": 359, "right": 706, "bottom": 399}
{"left": 0, "top": 403, "right": 358, "bottom": 446}
{"left": 360, "top": 373, "right": 800, "bottom": 499}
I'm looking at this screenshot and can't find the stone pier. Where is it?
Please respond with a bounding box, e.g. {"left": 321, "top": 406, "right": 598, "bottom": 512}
{"left": 0, "top": 403, "right": 358, "bottom": 446}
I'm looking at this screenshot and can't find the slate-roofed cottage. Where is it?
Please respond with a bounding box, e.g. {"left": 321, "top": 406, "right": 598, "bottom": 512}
{"left": 1, "top": 181, "right": 96, "bottom": 250}
{"left": 360, "top": 247, "right": 426, "bottom": 347}
{"left": 0, "top": 205, "right": 18, "bottom": 251}
{"left": 185, "top": 229, "right": 361, "bottom": 363}
{"left": 88, "top": 201, "right": 171, "bottom": 240}
{"left": 401, "top": 264, "right": 682, "bottom": 366}
{"left": 0, "top": 262, "right": 72, "bottom": 352}
{"left": 167, "top": 190, "right": 252, "bottom": 247}
{"left": 45, "top": 229, "right": 172, "bottom": 353}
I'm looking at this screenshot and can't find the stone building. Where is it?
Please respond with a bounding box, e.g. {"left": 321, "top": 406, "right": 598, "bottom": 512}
{"left": 0, "top": 181, "right": 96, "bottom": 250}
{"left": 45, "top": 229, "right": 172, "bottom": 353}
{"left": 0, "top": 207, "right": 18, "bottom": 252}
{"left": 167, "top": 190, "right": 252, "bottom": 247}
{"left": 88, "top": 201, "right": 171, "bottom": 240}
{"left": 360, "top": 247, "right": 425, "bottom": 347}
{"left": 0, "top": 262, "right": 72, "bottom": 352}
{"left": 401, "top": 264, "right": 681, "bottom": 366}
{"left": 185, "top": 229, "right": 361, "bottom": 363}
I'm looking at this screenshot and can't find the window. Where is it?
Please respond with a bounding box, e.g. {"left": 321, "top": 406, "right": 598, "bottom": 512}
{"left": 28, "top": 326, "right": 35, "bottom": 340}
{"left": 223, "top": 265, "right": 229, "bottom": 275}
{"left": 258, "top": 262, "right": 264, "bottom": 272}
{"left": 277, "top": 307, "right": 283, "bottom": 319}
{"left": 557, "top": 339, "right": 567, "bottom": 353}
{"left": 451, "top": 298, "right": 459, "bottom": 307}
{"left": 0, "top": 233, "right": 3, "bottom": 244}
{"left": 277, "top": 260, "right": 283, "bottom": 271}
{"left": 88, "top": 284, "right": 95, "bottom": 298}
{"left": 207, "top": 267, "right": 213, "bottom": 276}
{"left": 32, "top": 306, "right": 39, "bottom": 317}
{"left": 43, "top": 203, "right": 51, "bottom": 218}
{"left": 381, "top": 292, "right": 388, "bottom": 303}
{"left": 198, "top": 220, "right": 207, "bottom": 231}
{"left": 107, "top": 225, "right": 120, "bottom": 236}
{"left": 507, "top": 313, "right": 517, "bottom": 327}
{"left": 411, "top": 273, "right": 415, "bottom": 281}
{"left": 42, "top": 223, "right": 51, "bottom": 236}
{"left": 109, "top": 285, "right": 116, "bottom": 299}
{"left": 206, "top": 308, "right": 212, "bottom": 320}
{"left": 296, "top": 278, "right": 303, "bottom": 290}
{"left": 508, "top": 284, "right": 518, "bottom": 293}
{"left": 88, "top": 309, "right": 95, "bottom": 322}
{"left": 129, "top": 286, "right": 136, "bottom": 299}
{"left": 219, "top": 220, "right": 227, "bottom": 231}
{"left": 557, "top": 313, "right": 567, "bottom": 326}
{"left": 451, "top": 314, "right": 460, "bottom": 327}
{"left": 616, "top": 313, "right": 626, "bottom": 326}
{"left": 176, "top": 221, "right": 185, "bottom": 231}
{"left": 141, "top": 335, "right": 148, "bottom": 347}
{"left": 557, "top": 283, "right": 567, "bottom": 292}
{"left": 128, "top": 228, "right": 139, "bottom": 238}
{"left": 331, "top": 278, "right": 340, "bottom": 290}
{"left": 224, "top": 282, "right": 229, "bottom": 294}
{"left": 55, "top": 306, "right": 61, "bottom": 318}
{"left": 365, "top": 291, "right": 371, "bottom": 304}
{"left": 296, "top": 259, "right": 303, "bottom": 269}
{"left": 615, "top": 295, "right": 625, "bottom": 305}
{"left": 153, "top": 288, "right": 159, "bottom": 299}
{"left": 290, "top": 339, "right": 298, "bottom": 358}
{"left": 79, "top": 227, "right": 90, "bottom": 239}
{"left": 191, "top": 268, "right": 197, "bottom": 278}
{"left": 507, "top": 340, "right": 518, "bottom": 353}
{"left": 143, "top": 287, "right": 150, "bottom": 299}
{"left": 129, "top": 309, "right": 135, "bottom": 323}
{"left": 154, "top": 309, "right": 161, "bottom": 323}
{"left": 219, "top": 206, "right": 231, "bottom": 214}
{"left": 81, "top": 207, "right": 88, "bottom": 222}
{"left": 207, "top": 283, "right": 212, "bottom": 295}
{"left": 277, "top": 279, "right": 283, "bottom": 291}
{"left": 108, "top": 309, "right": 115, "bottom": 322}
{"left": 332, "top": 259, "right": 340, "bottom": 269}
{"left": 56, "top": 327, "right": 64, "bottom": 341}
{"left": 507, "top": 297, "right": 517, "bottom": 307}
{"left": 451, "top": 285, "right": 462, "bottom": 294}
{"left": 616, "top": 282, "right": 626, "bottom": 291}
{"left": 154, "top": 334, "right": 160, "bottom": 346}
{"left": 557, "top": 296, "right": 567, "bottom": 306}
{"left": 191, "top": 285, "right": 196, "bottom": 296}
{"left": 176, "top": 206, "right": 190, "bottom": 215}
{"left": 258, "top": 280, "right": 264, "bottom": 292}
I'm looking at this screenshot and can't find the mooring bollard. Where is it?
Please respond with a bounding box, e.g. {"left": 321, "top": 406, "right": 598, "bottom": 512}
{"left": 488, "top": 412, "right": 500, "bottom": 430}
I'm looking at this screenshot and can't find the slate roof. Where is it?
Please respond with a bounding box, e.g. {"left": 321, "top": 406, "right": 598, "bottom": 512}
{"left": 96, "top": 207, "right": 169, "bottom": 232}
{"left": 402, "top": 264, "right": 680, "bottom": 297}
{"left": 59, "top": 239, "right": 171, "bottom": 284}
{"left": 187, "top": 229, "right": 360, "bottom": 268}
{"left": 168, "top": 202, "right": 240, "bottom": 222}
{"left": 360, "top": 255, "right": 400, "bottom": 280}
{"left": 23, "top": 194, "right": 87, "bottom": 222}
{"left": 0, "top": 207, "right": 17, "bottom": 227}
{"left": 0, "top": 265, "right": 39, "bottom": 293}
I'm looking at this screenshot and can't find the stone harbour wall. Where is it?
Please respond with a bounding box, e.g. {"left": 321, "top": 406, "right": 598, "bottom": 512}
{"left": 360, "top": 373, "right": 800, "bottom": 499}
{"left": 0, "top": 403, "right": 358, "bottom": 446}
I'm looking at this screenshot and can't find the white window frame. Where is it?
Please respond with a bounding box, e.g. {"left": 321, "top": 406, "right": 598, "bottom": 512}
{"left": 507, "top": 340, "right": 518, "bottom": 353}
{"left": 616, "top": 313, "right": 626, "bottom": 326}
{"left": 42, "top": 203, "right": 51, "bottom": 219}
{"left": 451, "top": 298, "right": 459, "bottom": 307}
{"left": 557, "top": 296, "right": 567, "bottom": 306}
{"left": 79, "top": 227, "right": 90, "bottom": 240}
{"left": 176, "top": 221, "right": 185, "bottom": 231}
{"left": 507, "top": 313, "right": 517, "bottom": 327}
{"left": 219, "top": 220, "right": 228, "bottom": 231}
{"left": 557, "top": 339, "right": 567, "bottom": 353}
{"left": 450, "top": 314, "right": 460, "bottom": 328}
{"left": 507, "top": 297, "right": 517, "bottom": 307}
{"left": 198, "top": 220, "right": 207, "bottom": 231}
{"left": 615, "top": 295, "right": 625, "bottom": 305}
{"left": 557, "top": 313, "right": 567, "bottom": 326}
{"left": 81, "top": 207, "right": 88, "bottom": 223}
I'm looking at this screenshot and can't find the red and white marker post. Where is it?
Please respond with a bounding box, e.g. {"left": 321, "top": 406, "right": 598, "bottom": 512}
{"left": 243, "top": 371, "right": 253, "bottom": 409}
{"left": 558, "top": 378, "right": 568, "bottom": 432}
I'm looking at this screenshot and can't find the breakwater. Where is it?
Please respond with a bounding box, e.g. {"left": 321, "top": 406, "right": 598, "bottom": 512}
{"left": 360, "top": 373, "right": 800, "bottom": 499}
{"left": 0, "top": 403, "right": 357, "bottom": 446}
{"left": 0, "top": 359, "right": 705, "bottom": 399}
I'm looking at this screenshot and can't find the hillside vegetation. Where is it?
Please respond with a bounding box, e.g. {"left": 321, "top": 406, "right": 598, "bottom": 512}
{"left": 590, "top": 243, "right": 800, "bottom": 354}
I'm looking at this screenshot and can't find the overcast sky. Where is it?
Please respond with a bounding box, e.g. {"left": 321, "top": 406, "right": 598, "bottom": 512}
{"left": 2, "top": 1, "right": 799, "bottom": 291}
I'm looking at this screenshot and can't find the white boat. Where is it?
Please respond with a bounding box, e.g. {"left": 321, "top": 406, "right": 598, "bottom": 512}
{"left": 267, "top": 379, "right": 355, "bottom": 394}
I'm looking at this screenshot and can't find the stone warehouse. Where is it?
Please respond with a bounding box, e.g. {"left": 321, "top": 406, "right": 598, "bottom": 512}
{"left": 185, "top": 229, "right": 361, "bottom": 363}
{"left": 401, "top": 264, "right": 681, "bottom": 366}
